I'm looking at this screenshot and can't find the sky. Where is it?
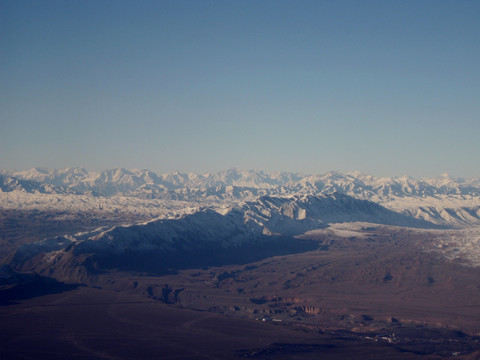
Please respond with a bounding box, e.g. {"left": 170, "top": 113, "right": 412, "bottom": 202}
{"left": 1, "top": 0, "right": 479, "bottom": 178}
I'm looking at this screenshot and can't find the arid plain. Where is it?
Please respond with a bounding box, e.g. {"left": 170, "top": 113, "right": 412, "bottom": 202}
{"left": 2, "top": 222, "right": 480, "bottom": 359}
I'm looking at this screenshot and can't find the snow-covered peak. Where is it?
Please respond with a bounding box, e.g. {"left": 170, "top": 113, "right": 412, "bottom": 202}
{"left": 1, "top": 167, "right": 479, "bottom": 201}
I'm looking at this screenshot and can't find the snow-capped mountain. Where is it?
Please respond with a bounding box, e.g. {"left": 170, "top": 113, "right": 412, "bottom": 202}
{"left": 2, "top": 167, "right": 479, "bottom": 227}
{"left": 279, "top": 171, "right": 480, "bottom": 199}
{"left": 0, "top": 174, "right": 71, "bottom": 194}
{"left": 2, "top": 168, "right": 479, "bottom": 199}
{"left": 11, "top": 192, "right": 438, "bottom": 279}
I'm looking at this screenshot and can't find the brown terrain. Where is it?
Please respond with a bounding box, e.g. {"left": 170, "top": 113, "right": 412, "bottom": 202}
{"left": 1, "top": 214, "right": 480, "bottom": 359}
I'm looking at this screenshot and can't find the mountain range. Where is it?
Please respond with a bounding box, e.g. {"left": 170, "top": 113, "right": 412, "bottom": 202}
{"left": 2, "top": 167, "right": 480, "bottom": 199}
{"left": 2, "top": 168, "right": 480, "bottom": 228}
{"left": 2, "top": 167, "right": 480, "bottom": 279}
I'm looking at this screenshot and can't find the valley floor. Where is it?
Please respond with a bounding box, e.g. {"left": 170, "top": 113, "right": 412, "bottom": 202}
{"left": 2, "top": 286, "right": 479, "bottom": 360}
{"left": 2, "top": 224, "right": 480, "bottom": 359}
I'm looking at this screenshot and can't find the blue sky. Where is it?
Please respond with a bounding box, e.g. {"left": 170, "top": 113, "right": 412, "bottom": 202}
{"left": 1, "top": 0, "right": 479, "bottom": 177}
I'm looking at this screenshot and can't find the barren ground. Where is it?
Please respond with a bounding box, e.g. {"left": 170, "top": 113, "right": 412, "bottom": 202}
{"left": 2, "top": 217, "right": 480, "bottom": 359}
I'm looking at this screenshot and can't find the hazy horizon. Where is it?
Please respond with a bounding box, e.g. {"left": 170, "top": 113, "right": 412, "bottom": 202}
{"left": 2, "top": 1, "right": 479, "bottom": 178}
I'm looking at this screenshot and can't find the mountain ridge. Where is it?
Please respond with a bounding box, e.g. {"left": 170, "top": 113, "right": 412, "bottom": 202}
{"left": 2, "top": 167, "right": 480, "bottom": 199}
{"left": 10, "top": 192, "right": 440, "bottom": 279}
{"left": 2, "top": 167, "right": 480, "bottom": 229}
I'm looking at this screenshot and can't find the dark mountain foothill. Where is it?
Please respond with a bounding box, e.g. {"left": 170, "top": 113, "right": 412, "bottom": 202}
{"left": 0, "top": 265, "right": 83, "bottom": 305}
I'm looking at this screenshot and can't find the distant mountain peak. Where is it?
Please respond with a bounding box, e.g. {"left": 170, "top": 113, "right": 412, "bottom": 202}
{"left": 1, "top": 167, "right": 479, "bottom": 204}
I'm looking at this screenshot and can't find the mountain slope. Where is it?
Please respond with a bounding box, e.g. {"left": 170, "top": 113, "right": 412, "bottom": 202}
{"left": 10, "top": 193, "right": 440, "bottom": 280}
